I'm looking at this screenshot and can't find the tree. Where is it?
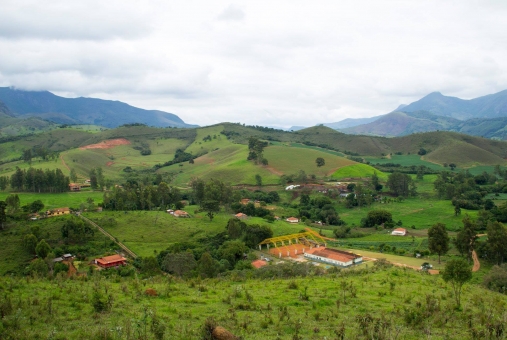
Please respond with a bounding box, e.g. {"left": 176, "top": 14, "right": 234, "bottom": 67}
{"left": 0, "top": 201, "right": 6, "bottom": 230}
{"left": 386, "top": 172, "right": 414, "bottom": 197}
{"left": 442, "top": 258, "right": 472, "bottom": 308}
{"left": 201, "top": 200, "right": 220, "bottom": 221}
{"left": 29, "top": 258, "right": 49, "bottom": 276}
{"left": 361, "top": 210, "right": 393, "bottom": 228}
{"left": 70, "top": 168, "right": 78, "bottom": 183}
{"left": 0, "top": 176, "right": 8, "bottom": 191}
{"left": 35, "top": 239, "right": 52, "bottom": 259}
{"left": 218, "top": 240, "right": 248, "bottom": 266}
{"left": 371, "top": 171, "right": 382, "bottom": 192}
{"left": 454, "top": 215, "right": 478, "bottom": 261}
{"left": 23, "top": 234, "right": 38, "bottom": 254}
{"left": 89, "top": 168, "right": 98, "bottom": 190}
{"left": 161, "top": 252, "right": 196, "bottom": 277}
{"left": 197, "top": 252, "right": 219, "bottom": 278}
{"left": 255, "top": 174, "right": 262, "bottom": 187}
{"left": 23, "top": 149, "right": 33, "bottom": 164}
{"left": 486, "top": 221, "right": 507, "bottom": 265}
{"left": 315, "top": 157, "right": 325, "bottom": 167}
{"left": 5, "top": 194, "right": 20, "bottom": 213}
{"left": 428, "top": 223, "right": 449, "bottom": 264}
{"left": 30, "top": 200, "right": 44, "bottom": 213}
{"left": 226, "top": 218, "right": 245, "bottom": 239}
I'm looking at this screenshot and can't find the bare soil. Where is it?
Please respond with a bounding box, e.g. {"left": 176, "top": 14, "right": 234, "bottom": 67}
{"left": 79, "top": 138, "right": 131, "bottom": 150}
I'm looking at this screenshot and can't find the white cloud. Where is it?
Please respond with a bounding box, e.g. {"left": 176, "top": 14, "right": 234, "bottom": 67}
{"left": 0, "top": 0, "right": 507, "bottom": 127}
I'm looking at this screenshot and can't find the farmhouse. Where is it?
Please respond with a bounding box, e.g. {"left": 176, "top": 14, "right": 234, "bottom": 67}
{"left": 235, "top": 213, "right": 248, "bottom": 220}
{"left": 391, "top": 228, "right": 407, "bottom": 236}
{"left": 240, "top": 198, "right": 251, "bottom": 205}
{"left": 173, "top": 210, "right": 190, "bottom": 218}
{"left": 46, "top": 207, "right": 70, "bottom": 217}
{"left": 286, "top": 217, "right": 299, "bottom": 223}
{"left": 304, "top": 247, "right": 362, "bottom": 267}
{"left": 95, "top": 254, "right": 127, "bottom": 268}
{"left": 69, "top": 183, "right": 81, "bottom": 191}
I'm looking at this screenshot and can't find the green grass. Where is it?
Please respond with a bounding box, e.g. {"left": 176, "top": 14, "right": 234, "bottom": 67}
{"left": 0, "top": 191, "right": 104, "bottom": 209}
{"left": 365, "top": 154, "right": 444, "bottom": 170}
{"left": 264, "top": 145, "right": 355, "bottom": 177}
{"left": 338, "top": 198, "right": 477, "bottom": 230}
{"left": 331, "top": 163, "right": 388, "bottom": 180}
{"left": 0, "top": 262, "right": 504, "bottom": 339}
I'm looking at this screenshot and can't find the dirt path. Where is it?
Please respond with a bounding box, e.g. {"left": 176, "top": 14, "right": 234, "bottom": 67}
{"left": 264, "top": 165, "right": 283, "bottom": 176}
{"left": 63, "top": 260, "right": 77, "bottom": 277}
{"left": 472, "top": 250, "right": 480, "bottom": 272}
{"left": 79, "top": 214, "right": 137, "bottom": 259}
{"left": 60, "top": 154, "right": 70, "bottom": 172}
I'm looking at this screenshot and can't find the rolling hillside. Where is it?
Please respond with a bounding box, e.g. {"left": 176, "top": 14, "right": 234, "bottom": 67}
{"left": 0, "top": 87, "right": 197, "bottom": 128}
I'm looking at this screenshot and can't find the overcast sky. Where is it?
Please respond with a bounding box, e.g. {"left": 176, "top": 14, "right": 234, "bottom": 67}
{"left": 1, "top": 1, "right": 507, "bottom": 128}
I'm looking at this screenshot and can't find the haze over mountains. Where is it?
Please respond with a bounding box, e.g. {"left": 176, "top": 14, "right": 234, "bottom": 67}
{"left": 0, "top": 87, "right": 196, "bottom": 129}
{"left": 322, "top": 89, "right": 507, "bottom": 139}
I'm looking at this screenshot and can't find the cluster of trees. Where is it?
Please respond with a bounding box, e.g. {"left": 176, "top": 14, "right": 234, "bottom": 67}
{"left": 235, "top": 189, "right": 280, "bottom": 203}
{"left": 386, "top": 172, "right": 417, "bottom": 197}
{"left": 280, "top": 170, "right": 312, "bottom": 186}
{"left": 299, "top": 194, "right": 343, "bottom": 225}
{"left": 231, "top": 202, "right": 273, "bottom": 219}
{"left": 360, "top": 209, "right": 393, "bottom": 228}
{"left": 434, "top": 171, "right": 493, "bottom": 210}
{"left": 153, "top": 149, "right": 201, "bottom": 169}
{"left": 22, "top": 147, "right": 59, "bottom": 164}
{"left": 102, "top": 182, "right": 182, "bottom": 211}
{"left": 61, "top": 217, "right": 95, "bottom": 243}
{"left": 7, "top": 167, "right": 70, "bottom": 193}
{"left": 191, "top": 178, "right": 234, "bottom": 220}
{"left": 247, "top": 137, "right": 268, "bottom": 165}
{"left": 154, "top": 219, "right": 273, "bottom": 278}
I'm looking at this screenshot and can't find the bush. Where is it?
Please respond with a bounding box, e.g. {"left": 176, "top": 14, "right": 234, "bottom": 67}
{"left": 483, "top": 265, "right": 507, "bottom": 294}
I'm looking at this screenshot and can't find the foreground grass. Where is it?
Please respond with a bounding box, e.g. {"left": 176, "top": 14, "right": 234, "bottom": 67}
{"left": 0, "top": 266, "right": 505, "bottom": 339}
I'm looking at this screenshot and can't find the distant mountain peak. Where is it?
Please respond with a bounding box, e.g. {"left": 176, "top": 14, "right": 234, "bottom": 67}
{"left": 0, "top": 87, "right": 196, "bottom": 128}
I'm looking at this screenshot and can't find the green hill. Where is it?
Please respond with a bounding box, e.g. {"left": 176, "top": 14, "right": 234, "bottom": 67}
{"left": 331, "top": 163, "right": 387, "bottom": 180}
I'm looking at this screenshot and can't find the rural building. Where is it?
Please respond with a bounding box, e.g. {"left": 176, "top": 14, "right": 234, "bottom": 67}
{"left": 166, "top": 209, "right": 174, "bottom": 214}
{"left": 95, "top": 254, "right": 127, "bottom": 268}
{"left": 304, "top": 247, "right": 362, "bottom": 267}
{"left": 69, "top": 183, "right": 81, "bottom": 191}
{"left": 173, "top": 210, "right": 190, "bottom": 218}
{"left": 240, "top": 198, "right": 251, "bottom": 205}
{"left": 285, "top": 185, "right": 300, "bottom": 190}
{"left": 286, "top": 217, "right": 299, "bottom": 223}
{"left": 391, "top": 228, "right": 407, "bottom": 236}
{"left": 235, "top": 213, "right": 248, "bottom": 220}
{"left": 46, "top": 207, "right": 71, "bottom": 217}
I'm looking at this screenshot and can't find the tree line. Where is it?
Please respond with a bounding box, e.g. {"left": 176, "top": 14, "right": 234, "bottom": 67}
{"left": 102, "top": 182, "right": 182, "bottom": 211}
{"left": 3, "top": 167, "right": 70, "bottom": 193}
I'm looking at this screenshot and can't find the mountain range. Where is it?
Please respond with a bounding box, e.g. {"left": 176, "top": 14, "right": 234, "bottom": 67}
{"left": 324, "top": 89, "right": 507, "bottom": 139}
{"left": 0, "top": 87, "right": 196, "bottom": 129}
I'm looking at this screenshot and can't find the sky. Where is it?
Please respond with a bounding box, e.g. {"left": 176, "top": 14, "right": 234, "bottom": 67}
{"left": 1, "top": 1, "right": 507, "bottom": 128}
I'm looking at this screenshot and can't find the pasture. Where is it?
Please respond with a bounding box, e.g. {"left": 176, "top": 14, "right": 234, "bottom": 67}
{"left": 0, "top": 191, "right": 104, "bottom": 209}
{"left": 331, "top": 163, "right": 388, "bottom": 180}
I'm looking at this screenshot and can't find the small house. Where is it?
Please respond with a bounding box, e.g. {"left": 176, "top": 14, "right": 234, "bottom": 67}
{"left": 69, "top": 183, "right": 81, "bottom": 191}
{"left": 235, "top": 213, "right": 248, "bottom": 220}
{"left": 391, "top": 228, "right": 407, "bottom": 236}
{"left": 304, "top": 247, "right": 362, "bottom": 267}
{"left": 286, "top": 217, "right": 299, "bottom": 223}
{"left": 95, "top": 254, "right": 127, "bottom": 268}
{"left": 46, "top": 207, "right": 71, "bottom": 217}
{"left": 173, "top": 210, "right": 190, "bottom": 218}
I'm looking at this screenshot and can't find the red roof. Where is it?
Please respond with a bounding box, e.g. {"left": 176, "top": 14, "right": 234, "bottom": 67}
{"left": 393, "top": 228, "right": 406, "bottom": 232}
{"left": 235, "top": 213, "right": 247, "bottom": 218}
{"left": 305, "top": 247, "right": 359, "bottom": 263}
{"left": 286, "top": 217, "right": 299, "bottom": 222}
{"left": 96, "top": 254, "right": 126, "bottom": 265}
{"left": 251, "top": 259, "right": 268, "bottom": 269}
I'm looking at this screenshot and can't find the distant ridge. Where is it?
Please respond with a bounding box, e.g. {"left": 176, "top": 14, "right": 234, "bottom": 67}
{"left": 0, "top": 87, "right": 197, "bottom": 129}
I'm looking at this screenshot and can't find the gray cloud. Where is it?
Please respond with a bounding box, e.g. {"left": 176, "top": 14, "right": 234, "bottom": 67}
{"left": 217, "top": 5, "right": 245, "bottom": 21}
{"left": 0, "top": 0, "right": 507, "bottom": 128}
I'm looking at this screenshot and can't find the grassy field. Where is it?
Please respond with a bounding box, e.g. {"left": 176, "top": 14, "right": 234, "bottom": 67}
{"left": 331, "top": 163, "right": 388, "bottom": 180}
{"left": 0, "top": 263, "right": 504, "bottom": 339}
{"left": 0, "top": 191, "right": 104, "bottom": 209}
{"left": 338, "top": 197, "right": 477, "bottom": 230}
{"left": 83, "top": 209, "right": 307, "bottom": 257}
{"left": 365, "top": 154, "right": 445, "bottom": 170}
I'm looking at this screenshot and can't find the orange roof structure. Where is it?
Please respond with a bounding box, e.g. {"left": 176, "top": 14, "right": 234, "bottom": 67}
{"left": 304, "top": 247, "right": 359, "bottom": 263}
{"left": 251, "top": 259, "right": 268, "bottom": 269}
{"left": 95, "top": 254, "right": 127, "bottom": 268}
{"left": 235, "top": 213, "right": 248, "bottom": 219}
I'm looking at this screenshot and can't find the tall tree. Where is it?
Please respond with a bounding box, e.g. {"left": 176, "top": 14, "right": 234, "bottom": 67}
{"left": 89, "top": 168, "right": 98, "bottom": 190}
{"left": 442, "top": 258, "right": 472, "bottom": 309}
{"left": 0, "top": 201, "right": 6, "bottom": 230}
{"left": 70, "top": 168, "right": 78, "bottom": 183}
{"left": 454, "top": 215, "right": 478, "bottom": 261}
{"left": 486, "top": 221, "right": 507, "bottom": 265}
{"left": 428, "top": 223, "right": 450, "bottom": 264}
{"left": 197, "top": 252, "right": 219, "bottom": 278}
{"left": 315, "top": 157, "right": 325, "bottom": 167}
{"left": 5, "top": 194, "right": 20, "bottom": 213}
{"left": 35, "top": 239, "right": 52, "bottom": 259}
{"left": 0, "top": 176, "right": 8, "bottom": 191}
{"left": 386, "top": 172, "right": 414, "bottom": 197}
